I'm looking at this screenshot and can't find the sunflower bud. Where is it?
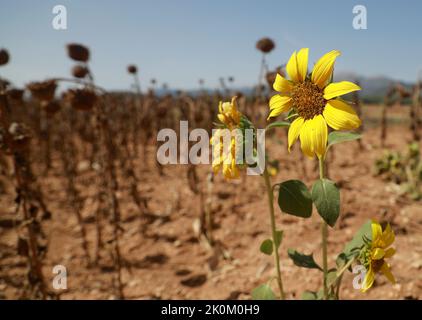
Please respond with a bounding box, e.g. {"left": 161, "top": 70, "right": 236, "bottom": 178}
{"left": 67, "top": 88, "right": 97, "bottom": 111}
{"left": 26, "top": 80, "right": 57, "bottom": 102}
{"left": 127, "top": 65, "right": 137, "bottom": 74}
{"left": 67, "top": 43, "right": 90, "bottom": 62}
{"left": 0, "top": 49, "right": 10, "bottom": 66}
{"left": 256, "top": 38, "right": 275, "bottom": 54}
{"left": 72, "top": 65, "right": 89, "bottom": 78}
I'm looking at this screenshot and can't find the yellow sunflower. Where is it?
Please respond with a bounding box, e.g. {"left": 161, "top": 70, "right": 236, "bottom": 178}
{"left": 360, "top": 220, "right": 396, "bottom": 292}
{"left": 267, "top": 48, "right": 362, "bottom": 158}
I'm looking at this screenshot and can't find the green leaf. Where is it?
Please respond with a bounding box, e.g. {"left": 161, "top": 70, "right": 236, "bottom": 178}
{"left": 311, "top": 179, "right": 340, "bottom": 227}
{"left": 260, "top": 239, "right": 273, "bottom": 255}
{"left": 287, "top": 248, "right": 322, "bottom": 270}
{"left": 274, "top": 230, "right": 283, "bottom": 249}
{"left": 278, "top": 180, "right": 313, "bottom": 218}
{"left": 316, "top": 288, "right": 337, "bottom": 300}
{"left": 335, "top": 253, "right": 348, "bottom": 269}
{"left": 344, "top": 220, "right": 372, "bottom": 256}
{"left": 327, "top": 131, "right": 362, "bottom": 149}
{"left": 251, "top": 284, "right": 276, "bottom": 300}
{"left": 337, "top": 220, "right": 372, "bottom": 267}
{"left": 301, "top": 291, "right": 318, "bottom": 300}
{"left": 327, "top": 269, "right": 338, "bottom": 288}
{"left": 265, "top": 121, "right": 290, "bottom": 131}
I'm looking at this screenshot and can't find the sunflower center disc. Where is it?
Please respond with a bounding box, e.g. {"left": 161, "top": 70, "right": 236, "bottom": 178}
{"left": 291, "top": 81, "right": 326, "bottom": 120}
{"left": 372, "top": 258, "right": 385, "bottom": 273}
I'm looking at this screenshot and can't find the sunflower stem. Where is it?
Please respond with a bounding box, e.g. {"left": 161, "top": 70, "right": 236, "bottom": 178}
{"left": 319, "top": 157, "right": 329, "bottom": 300}
{"left": 262, "top": 166, "right": 286, "bottom": 300}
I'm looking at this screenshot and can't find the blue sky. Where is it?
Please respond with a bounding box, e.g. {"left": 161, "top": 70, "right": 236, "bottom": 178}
{"left": 0, "top": 0, "right": 421, "bottom": 90}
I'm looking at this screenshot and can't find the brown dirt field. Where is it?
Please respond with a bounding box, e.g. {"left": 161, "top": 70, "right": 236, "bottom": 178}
{"left": 1, "top": 105, "right": 421, "bottom": 300}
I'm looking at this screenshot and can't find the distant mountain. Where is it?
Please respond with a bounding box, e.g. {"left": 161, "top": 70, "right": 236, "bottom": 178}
{"left": 194, "top": 74, "right": 414, "bottom": 102}
{"left": 111, "top": 74, "right": 415, "bottom": 103}
{"left": 334, "top": 72, "right": 414, "bottom": 102}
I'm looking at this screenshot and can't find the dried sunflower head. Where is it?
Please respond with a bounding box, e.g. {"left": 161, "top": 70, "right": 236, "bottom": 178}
{"left": 67, "top": 43, "right": 90, "bottom": 62}
{"left": 72, "top": 65, "right": 89, "bottom": 78}
{"left": 127, "top": 65, "right": 138, "bottom": 74}
{"left": 66, "top": 88, "right": 97, "bottom": 111}
{"left": 256, "top": 38, "right": 275, "bottom": 54}
{"left": 41, "top": 100, "right": 61, "bottom": 116}
{"left": 26, "top": 80, "right": 57, "bottom": 102}
{"left": 0, "top": 49, "right": 10, "bottom": 66}
{"left": 7, "top": 88, "right": 24, "bottom": 103}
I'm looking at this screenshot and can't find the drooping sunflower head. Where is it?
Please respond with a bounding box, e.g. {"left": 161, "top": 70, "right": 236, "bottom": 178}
{"left": 268, "top": 48, "right": 362, "bottom": 159}
{"left": 217, "top": 96, "right": 242, "bottom": 129}
{"left": 359, "top": 220, "right": 396, "bottom": 292}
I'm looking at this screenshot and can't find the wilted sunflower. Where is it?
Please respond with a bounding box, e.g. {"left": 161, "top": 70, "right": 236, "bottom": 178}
{"left": 66, "top": 88, "right": 97, "bottom": 111}
{"left": 217, "top": 96, "right": 242, "bottom": 129}
{"left": 211, "top": 96, "right": 249, "bottom": 179}
{"left": 359, "top": 220, "right": 396, "bottom": 292}
{"left": 267, "top": 48, "right": 362, "bottom": 158}
{"left": 27, "top": 80, "right": 57, "bottom": 102}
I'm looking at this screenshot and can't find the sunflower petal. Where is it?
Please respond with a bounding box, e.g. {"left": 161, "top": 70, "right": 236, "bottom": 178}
{"left": 222, "top": 163, "right": 231, "bottom": 178}
{"left": 269, "top": 94, "right": 292, "bottom": 110}
{"left": 384, "top": 247, "right": 396, "bottom": 258}
{"left": 372, "top": 248, "right": 385, "bottom": 260}
{"left": 288, "top": 117, "right": 304, "bottom": 152}
{"left": 311, "top": 50, "right": 341, "bottom": 89}
{"left": 267, "top": 95, "right": 292, "bottom": 119}
{"left": 273, "top": 73, "right": 293, "bottom": 93}
{"left": 381, "top": 224, "right": 395, "bottom": 248}
{"left": 296, "top": 48, "right": 309, "bottom": 82}
{"left": 323, "top": 99, "right": 361, "bottom": 130}
{"left": 371, "top": 221, "right": 383, "bottom": 248}
{"left": 309, "top": 115, "right": 328, "bottom": 159}
{"left": 212, "top": 164, "right": 221, "bottom": 175}
{"left": 323, "top": 81, "right": 361, "bottom": 100}
{"left": 380, "top": 262, "right": 396, "bottom": 284}
{"left": 217, "top": 114, "right": 226, "bottom": 124}
{"left": 231, "top": 159, "right": 240, "bottom": 178}
{"left": 299, "top": 120, "right": 314, "bottom": 158}
{"left": 361, "top": 268, "right": 375, "bottom": 292}
{"left": 286, "top": 51, "right": 299, "bottom": 83}
{"left": 218, "top": 101, "right": 223, "bottom": 113}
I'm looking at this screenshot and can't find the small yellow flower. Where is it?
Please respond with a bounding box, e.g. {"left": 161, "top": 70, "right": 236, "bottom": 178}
{"left": 267, "top": 48, "right": 362, "bottom": 158}
{"left": 360, "top": 220, "right": 396, "bottom": 292}
{"left": 217, "top": 96, "right": 241, "bottom": 129}
{"left": 211, "top": 129, "right": 241, "bottom": 179}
